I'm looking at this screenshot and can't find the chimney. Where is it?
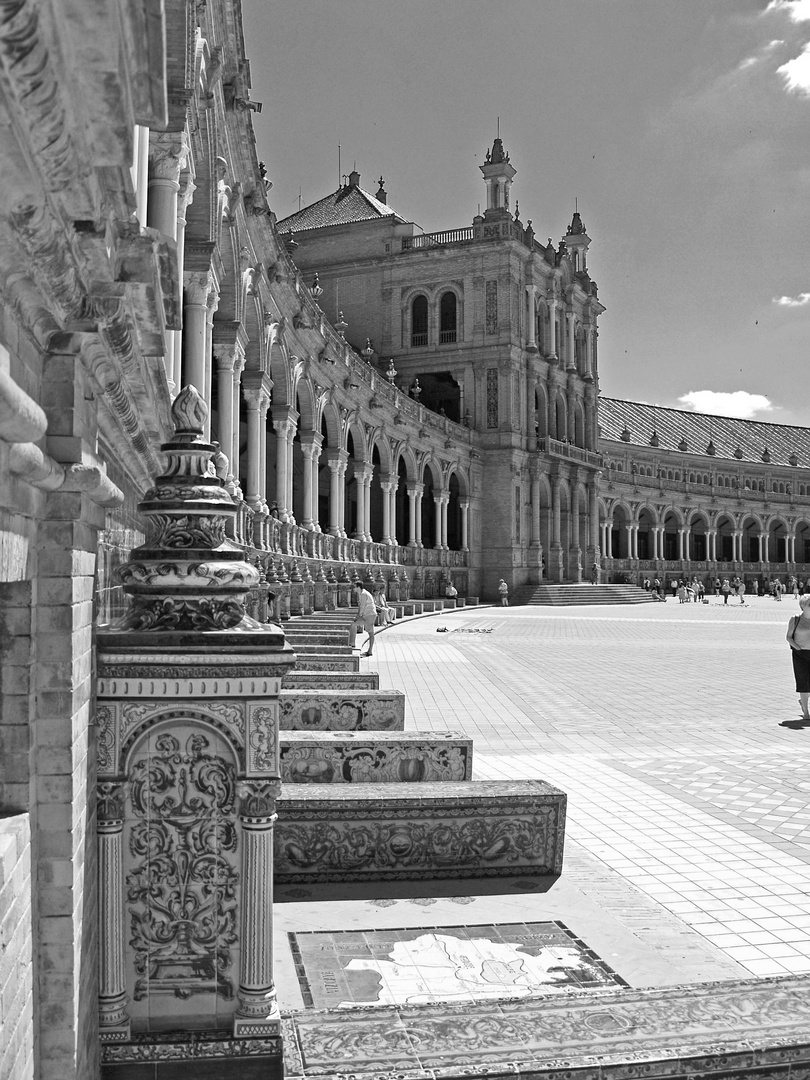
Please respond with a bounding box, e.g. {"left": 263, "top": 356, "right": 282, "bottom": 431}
{"left": 348, "top": 169, "right": 360, "bottom": 187}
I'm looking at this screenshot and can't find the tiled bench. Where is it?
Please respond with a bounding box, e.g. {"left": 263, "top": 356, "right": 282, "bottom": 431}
{"left": 279, "top": 690, "right": 405, "bottom": 731}
{"left": 282, "top": 672, "right": 380, "bottom": 691}
{"left": 292, "top": 654, "right": 360, "bottom": 673}
{"left": 275, "top": 779, "right": 565, "bottom": 882}
{"left": 279, "top": 731, "right": 471, "bottom": 782}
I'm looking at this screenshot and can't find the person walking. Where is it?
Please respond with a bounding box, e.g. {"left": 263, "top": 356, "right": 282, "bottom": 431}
{"left": 736, "top": 580, "right": 746, "bottom": 605}
{"left": 721, "top": 579, "right": 731, "bottom": 605}
{"left": 498, "top": 579, "right": 509, "bottom": 606}
{"left": 787, "top": 595, "right": 810, "bottom": 720}
{"left": 353, "top": 582, "right": 378, "bottom": 657}
{"left": 775, "top": 579, "right": 784, "bottom": 602}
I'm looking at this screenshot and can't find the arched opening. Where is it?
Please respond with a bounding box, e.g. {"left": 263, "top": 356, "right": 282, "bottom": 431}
{"left": 769, "top": 519, "right": 787, "bottom": 564}
{"left": 742, "top": 517, "right": 760, "bottom": 562}
{"left": 797, "top": 520, "right": 810, "bottom": 567}
{"left": 638, "top": 507, "right": 655, "bottom": 561}
{"left": 611, "top": 504, "right": 631, "bottom": 559}
{"left": 395, "top": 457, "right": 409, "bottom": 545}
{"left": 574, "top": 401, "right": 585, "bottom": 448}
{"left": 344, "top": 432, "right": 357, "bottom": 538}
{"left": 411, "top": 295, "right": 428, "bottom": 347}
{"left": 447, "top": 473, "right": 461, "bottom": 550}
{"left": 663, "top": 512, "right": 680, "bottom": 561}
{"left": 716, "top": 515, "right": 734, "bottom": 562}
{"left": 368, "top": 444, "right": 384, "bottom": 542}
{"left": 554, "top": 394, "right": 566, "bottom": 441}
{"left": 689, "top": 514, "right": 708, "bottom": 561}
{"left": 411, "top": 371, "right": 460, "bottom": 421}
{"left": 421, "top": 466, "right": 435, "bottom": 548}
{"left": 318, "top": 415, "right": 331, "bottom": 530}
{"left": 439, "top": 292, "right": 457, "bottom": 344}
{"left": 535, "top": 386, "right": 548, "bottom": 439}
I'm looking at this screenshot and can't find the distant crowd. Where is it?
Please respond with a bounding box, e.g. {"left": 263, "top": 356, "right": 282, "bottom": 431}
{"left": 641, "top": 575, "right": 804, "bottom": 604}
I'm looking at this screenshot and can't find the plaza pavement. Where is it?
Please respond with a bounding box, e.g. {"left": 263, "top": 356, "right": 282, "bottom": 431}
{"left": 274, "top": 594, "right": 810, "bottom": 1009}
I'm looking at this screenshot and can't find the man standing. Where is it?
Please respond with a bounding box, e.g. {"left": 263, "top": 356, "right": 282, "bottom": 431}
{"left": 353, "top": 582, "right": 378, "bottom": 657}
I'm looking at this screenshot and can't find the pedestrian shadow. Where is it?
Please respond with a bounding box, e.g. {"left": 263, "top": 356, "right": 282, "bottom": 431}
{"left": 778, "top": 719, "right": 810, "bottom": 729}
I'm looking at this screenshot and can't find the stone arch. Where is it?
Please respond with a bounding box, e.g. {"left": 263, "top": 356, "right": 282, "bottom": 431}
{"left": 609, "top": 498, "right": 632, "bottom": 559}
{"left": 534, "top": 382, "right": 548, "bottom": 439}
{"left": 795, "top": 518, "right": 810, "bottom": 567}
{"left": 767, "top": 514, "right": 790, "bottom": 564}
{"left": 687, "top": 509, "right": 709, "bottom": 561}
{"left": 637, "top": 504, "right": 657, "bottom": 561}
{"left": 715, "top": 512, "right": 735, "bottom": 563}
{"left": 445, "top": 463, "right": 470, "bottom": 499}
{"left": 740, "top": 513, "right": 763, "bottom": 562}
{"left": 573, "top": 399, "right": 586, "bottom": 449}
{"left": 553, "top": 391, "right": 567, "bottom": 441}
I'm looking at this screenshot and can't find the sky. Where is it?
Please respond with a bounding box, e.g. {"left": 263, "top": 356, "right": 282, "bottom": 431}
{"left": 242, "top": 0, "right": 810, "bottom": 426}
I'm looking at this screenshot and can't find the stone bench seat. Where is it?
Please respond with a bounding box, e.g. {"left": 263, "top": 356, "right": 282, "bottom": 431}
{"left": 280, "top": 730, "right": 470, "bottom": 781}
{"left": 275, "top": 779, "right": 565, "bottom": 882}
{"left": 293, "top": 654, "right": 359, "bottom": 673}
{"left": 282, "top": 672, "right": 380, "bottom": 690}
{"left": 279, "top": 689, "right": 405, "bottom": 731}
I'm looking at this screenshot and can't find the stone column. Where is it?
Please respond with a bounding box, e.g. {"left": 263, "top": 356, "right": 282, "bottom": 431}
{"left": 566, "top": 311, "right": 577, "bottom": 371}
{"left": 460, "top": 499, "right": 469, "bottom": 551}
{"left": 548, "top": 299, "right": 558, "bottom": 360}
{"left": 97, "top": 782, "right": 130, "bottom": 1039}
{"left": 172, "top": 172, "right": 196, "bottom": 396}
{"left": 243, "top": 385, "right": 271, "bottom": 512}
{"left": 760, "top": 530, "right": 770, "bottom": 564}
{"left": 381, "top": 479, "right": 394, "bottom": 544}
{"left": 525, "top": 285, "right": 538, "bottom": 351}
{"left": 363, "top": 470, "right": 374, "bottom": 541}
{"left": 182, "top": 271, "right": 214, "bottom": 393}
{"left": 406, "top": 485, "right": 418, "bottom": 547}
{"left": 530, "top": 476, "right": 541, "bottom": 546}
{"left": 204, "top": 285, "right": 220, "bottom": 440}
{"left": 214, "top": 342, "right": 244, "bottom": 488}
{"left": 271, "top": 412, "right": 295, "bottom": 523}
{"left": 326, "top": 451, "right": 347, "bottom": 537}
{"left": 354, "top": 464, "right": 372, "bottom": 541}
{"left": 433, "top": 494, "right": 443, "bottom": 548}
{"left": 234, "top": 781, "right": 281, "bottom": 1038}
{"left": 588, "top": 481, "right": 600, "bottom": 552}
{"left": 789, "top": 534, "right": 796, "bottom": 564}
{"left": 300, "top": 435, "right": 322, "bottom": 530}
{"left": 441, "top": 495, "right": 450, "bottom": 550}
{"left": 678, "top": 527, "right": 687, "bottom": 561}
{"left": 414, "top": 484, "right": 425, "bottom": 548}
{"left": 585, "top": 326, "right": 594, "bottom": 379}
{"left": 148, "top": 132, "right": 188, "bottom": 396}
{"left": 551, "top": 477, "right": 561, "bottom": 548}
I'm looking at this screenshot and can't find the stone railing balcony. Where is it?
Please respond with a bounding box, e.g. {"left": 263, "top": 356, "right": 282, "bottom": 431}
{"left": 402, "top": 228, "right": 474, "bottom": 250}
{"left": 538, "top": 437, "right": 602, "bottom": 468}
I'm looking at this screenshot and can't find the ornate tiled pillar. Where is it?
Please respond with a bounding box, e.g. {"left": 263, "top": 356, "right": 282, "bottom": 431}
{"left": 97, "top": 781, "right": 129, "bottom": 1040}
{"left": 96, "top": 387, "right": 294, "bottom": 1061}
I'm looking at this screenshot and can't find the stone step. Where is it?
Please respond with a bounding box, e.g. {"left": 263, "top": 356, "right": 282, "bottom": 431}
{"left": 279, "top": 689, "right": 405, "bottom": 731}
{"left": 512, "top": 583, "right": 657, "bottom": 606}
{"left": 282, "top": 630, "right": 351, "bottom": 646}
{"left": 279, "top": 731, "right": 471, "bottom": 782}
{"left": 275, "top": 779, "right": 565, "bottom": 883}
{"left": 282, "top": 672, "right": 380, "bottom": 691}
{"left": 293, "top": 654, "right": 360, "bottom": 673}
{"left": 290, "top": 643, "right": 354, "bottom": 655}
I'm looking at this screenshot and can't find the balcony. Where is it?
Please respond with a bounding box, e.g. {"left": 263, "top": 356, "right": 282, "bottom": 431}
{"left": 402, "top": 228, "right": 474, "bottom": 250}
{"left": 411, "top": 332, "right": 428, "bottom": 347}
{"left": 538, "top": 436, "right": 602, "bottom": 468}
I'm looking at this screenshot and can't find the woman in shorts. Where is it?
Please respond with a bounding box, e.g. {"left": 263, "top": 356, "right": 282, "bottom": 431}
{"left": 787, "top": 594, "right": 810, "bottom": 720}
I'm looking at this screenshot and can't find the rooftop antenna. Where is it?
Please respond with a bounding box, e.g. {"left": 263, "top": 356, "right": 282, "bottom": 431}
{"left": 497, "top": 116, "right": 500, "bottom": 139}
{"left": 298, "top": 186, "right": 302, "bottom": 211}
{"left": 575, "top": 196, "right": 578, "bottom": 213}
{"left": 338, "top": 144, "right": 341, "bottom": 188}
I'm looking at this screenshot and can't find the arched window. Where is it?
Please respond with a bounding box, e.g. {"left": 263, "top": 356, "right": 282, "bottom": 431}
{"left": 439, "top": 292, "right": 457, "bottom": 344}
{"left": 411, "top": 295, "right": 428, "bottom": 347}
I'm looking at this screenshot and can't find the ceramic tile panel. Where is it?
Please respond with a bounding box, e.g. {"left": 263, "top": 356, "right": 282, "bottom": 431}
{"left": 280, "top": 732, "right": 472, "bottom": 783}
{"left": 275, "top": 780, "right": 566, "bottom": 882}
{"left": 282, "top": 672, "right": 380, "bottom": 690}
{"left": 279, "top": 690, "right": 405, "bottom": 731}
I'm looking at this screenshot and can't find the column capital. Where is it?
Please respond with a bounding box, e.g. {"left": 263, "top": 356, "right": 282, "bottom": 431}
{"left": 354, "top": 463, "right": 373, "bottom": 483}
{"left": 148, "top": 130, "right": 190, "bottom": 184}
{"left": 214, "top": 341, "right": 245, "bottom": 372}
{"left": 97, "top": 781, "right": 127, "bottom": 826}
{"left": 237, "top": 779, "right": 282, "bottom": 821}
{"left": 270, "top": 403, "right": 298, "bottom": 426}
{"left": 243, "top": 387, "right": 270, "bottom": 413}
{"left": 184, "top": 269, "right": 215, "bottom": 307}
{"left": 325, "top": 448, "right": 349, "bottom": 468}
{"left": 407, "top": 483, "right": 424, "bottom": 497}
{"left": 299, "top": 432, "right": 323, "bottom": 455}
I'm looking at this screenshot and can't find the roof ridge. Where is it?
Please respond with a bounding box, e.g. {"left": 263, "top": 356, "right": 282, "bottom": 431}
{"left": 601, "top": 397, "right": 805, "bottom": 435}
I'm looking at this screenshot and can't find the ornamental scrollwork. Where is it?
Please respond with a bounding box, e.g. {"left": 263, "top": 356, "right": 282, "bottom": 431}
{"left": 126, "top": 733, "right": 238, "bottom": 1001}
{"left": 98, "top": 781, "right": 126, "bottom": 823}
{"left": 97, "top": 706, "right": 116, "bottom": 772}
{"left": 247, "top": 707, "right": 276, "bottom": 773}
{"left": 118, "top": 597, "right": 245, "bottom": 632}
{"left": 143, "top": 515, "right": 227, "bottom": 549}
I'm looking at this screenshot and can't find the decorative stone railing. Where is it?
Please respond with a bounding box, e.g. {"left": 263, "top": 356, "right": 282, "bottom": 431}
{"left": 401, "top": 228, "right": 475, "bottom": 249}
{"left": 538, "top": 438, "right": 602, "bottom": 467}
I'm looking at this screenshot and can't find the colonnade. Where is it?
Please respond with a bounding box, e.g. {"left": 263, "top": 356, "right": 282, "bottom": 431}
{"left": 603, "top": 519, "right": 803, "bottom": 565}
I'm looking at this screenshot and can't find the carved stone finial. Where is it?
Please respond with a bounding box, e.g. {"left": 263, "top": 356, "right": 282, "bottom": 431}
{"left": 172, "top": 385, "right": 208, "bottom": 434}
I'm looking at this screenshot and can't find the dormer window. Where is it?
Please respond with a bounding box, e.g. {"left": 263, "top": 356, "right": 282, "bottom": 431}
{"left": 411, "top": 295, "right": 428, "bottom": 346}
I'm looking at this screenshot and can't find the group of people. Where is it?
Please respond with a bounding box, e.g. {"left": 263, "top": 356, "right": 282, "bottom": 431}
{"left": 641, "top": 575, "right": 807, "bottom": 604}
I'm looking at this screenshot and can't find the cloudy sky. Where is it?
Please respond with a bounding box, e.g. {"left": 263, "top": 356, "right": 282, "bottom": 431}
{"left": 243, "top": 1, "right": 810, "bottom": 426}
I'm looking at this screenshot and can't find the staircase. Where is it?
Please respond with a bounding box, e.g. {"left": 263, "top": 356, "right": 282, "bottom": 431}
{"left": 512, "top": 583, "right": 658, "bottom": 606}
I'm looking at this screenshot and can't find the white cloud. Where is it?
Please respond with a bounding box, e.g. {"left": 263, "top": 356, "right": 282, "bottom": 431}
{"left": 774, "top": 291, "right": 810, "bottom": 305}
{"left": 778, "top": 41, "right": 810, "bottom": 92}
{"left": 678, "top": 391, "right": 774, "bottom": 420}
{"left": 767, "top": 0, "right": 810, "bottom": 22}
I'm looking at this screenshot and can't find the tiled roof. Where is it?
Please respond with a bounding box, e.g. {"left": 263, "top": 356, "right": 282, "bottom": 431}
{"left": 277, "top": 185, "right": 402, "bottom": 233}
{"left": 599, "top": 397, "right": 810, "bottom": 469}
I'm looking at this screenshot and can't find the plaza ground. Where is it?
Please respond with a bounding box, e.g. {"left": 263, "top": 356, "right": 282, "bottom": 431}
{"left": 274, "top": 594, "right": 810, "bottom": 1008}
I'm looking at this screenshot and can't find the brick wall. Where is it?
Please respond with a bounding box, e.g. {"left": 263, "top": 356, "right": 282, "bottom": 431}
{"left": 0, "top": 813, "right": 34, "bottom": 1080}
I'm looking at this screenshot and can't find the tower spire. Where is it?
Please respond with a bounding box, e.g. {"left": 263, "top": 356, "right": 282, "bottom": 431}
{"left": 480, "top": 134, "right": 516, "bottom": 218}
